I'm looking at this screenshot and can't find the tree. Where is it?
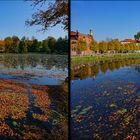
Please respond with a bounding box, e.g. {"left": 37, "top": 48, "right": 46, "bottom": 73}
{"left": 30, "top": 38, "right": 40, "bottom": 52}
{"left": 107, "top": 40, "right": 115, "bottom": 52}
{"left": 47, "top": 36, "right": 57, "bottom": 53}
{"left": 26, "top": 0, "right": 68, "bottom": 31}
{"left": 54, "top": 37, "right": 68, "bottom": 54}
{"left": 4, "top": 37, "right": 13, "bottom": 53}
{"left": 12, "top": 36, "right": 20, "bottom": 53}
{"left": 120, "top": 44, "right": 125, "bottom": 53}
{"left": 124, "top": 44, "right": 129, "bottom": 52}
{"left": 90, "top": 40, "right": 98, "bottom": 53}
{"left": 0, "top": 35, "right": 67, "bottom": 54}
{"left": 40, "top": 39, "right": 51, "bottom": 53}
{"left": 0, "top": 40, "right": 5, "bottom": 52}
{"left": 19, "top": 41, "right": 28, "bottom": 53}
{"left": 134, "top": 31, "right": 140, "bottom": 40}
{"left": 112, "top": 39, "right": 121, "bottom": 53}
{"left": 98, "top": 41, "right": 107, "bottom": 53}
{"left": 77, "top": 39, "right": 87, "bottom": 52}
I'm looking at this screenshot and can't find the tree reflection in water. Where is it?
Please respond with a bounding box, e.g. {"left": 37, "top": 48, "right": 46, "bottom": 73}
{"left": 0, "top": 54, "right": 67, "bottom": 70}
{"left": 72, "top": 58, "right": 140, "bottom": 80}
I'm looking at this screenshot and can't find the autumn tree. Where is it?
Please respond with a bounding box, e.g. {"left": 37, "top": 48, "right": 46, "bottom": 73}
{"left": 26, "top": 0, "right": 68, "bottom": 31}
{"left": 4, "top": 37, "right": 13, "bottom": 53}
{"left": 107, "top": 40, "right": 115, "bottom": 53}
{"left": 112, "top": 39, "right": 121, "bottom": 53}
{"left": 77, "top": 39, "right": 87, "bottom": 52}
{"left": 0, "top": 40, "right": 5, "bottom": 52}
{"left": 98, "top": 41, "right": 107, "bottom": 53}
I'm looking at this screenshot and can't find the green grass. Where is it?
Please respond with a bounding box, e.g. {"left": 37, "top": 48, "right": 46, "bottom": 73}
{"left": 71, "top": 53, "right": 140, "bottom": 62}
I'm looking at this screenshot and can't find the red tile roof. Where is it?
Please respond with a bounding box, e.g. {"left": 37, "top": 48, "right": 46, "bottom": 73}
{"left": 121, "top": 39, "right": 135, "bottom": 42}
{"left": 70, "top": 31, "right": 77, "bottom": 36}
{"left": 70, "top": 31, "right": 90, "bottom": 37}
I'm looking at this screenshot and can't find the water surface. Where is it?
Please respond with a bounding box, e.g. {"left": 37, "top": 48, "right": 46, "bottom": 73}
{"left": 0, "top": 54, "right": 68, "bottom": 85}
{"left": 0, "top": 54, "right": 68, "bottom": 139}
{"left": 71, "top": 58, "right": 140, "bottom": 139}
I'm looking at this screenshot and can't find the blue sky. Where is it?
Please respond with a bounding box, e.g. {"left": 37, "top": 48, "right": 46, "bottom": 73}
{"left": 0, "top": 0, "right": 67, "bottom": 40}
{"left": 71, "top": 1, "right": 140, "bottom": 41}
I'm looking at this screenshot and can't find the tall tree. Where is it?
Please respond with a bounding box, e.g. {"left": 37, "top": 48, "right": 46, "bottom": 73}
{"left": 26, "top": 0, "right": 68, "bottom": 31}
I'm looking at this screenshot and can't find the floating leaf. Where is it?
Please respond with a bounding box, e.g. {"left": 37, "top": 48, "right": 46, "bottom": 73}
{"left": 110, "top": 104, "right": 117, "bottom": 108}
{"left": 12, "top": 121, "right": 18, "bottom": 127}
{"left": 117, "top": 109, "right": 127, "bottom": 115}
{"left": 79, "top": 106, "right": 92, "bottom": 115}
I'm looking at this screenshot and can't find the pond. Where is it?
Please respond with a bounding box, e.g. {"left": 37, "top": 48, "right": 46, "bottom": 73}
{"left": 0, "top": 54, "right": 68, "bottom": 85}
{"left": 0, "top": 54, "right": 68, "bottom": 140}
{"left": 71, "top": 58, "right": 140, "bottom": 139}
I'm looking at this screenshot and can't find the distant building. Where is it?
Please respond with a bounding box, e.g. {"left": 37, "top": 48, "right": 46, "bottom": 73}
{"left": 120, "top": 38, "right": 140, "bottom": 46}
{"left": 71, "top": 29, "right": 94, "bottom": 55}
{"left": 120, "top": 39, "right": 136, "bottom": 44}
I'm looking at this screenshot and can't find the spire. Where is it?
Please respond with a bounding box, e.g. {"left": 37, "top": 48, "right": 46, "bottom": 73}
{"left": 89, "top": 29, "right": 93, "bottom": 36}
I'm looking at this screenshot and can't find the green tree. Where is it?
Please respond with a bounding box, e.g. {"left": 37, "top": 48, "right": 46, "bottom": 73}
{"left": 47, "top": 36, "right": 57, "bottom": 53}
{"left": 54, "top": 37, "right": 68, "bottom": 54}
{"left": 31, "top": 38, "right": 40, "bottom": 52}
{"left": 18, "top": 40, "right": 28, "bottom": 53}
{"left": 40, "top": 39, "right": 51, "bottom": 53}
{"left": 12, "top": 36, "right": 20, "bottom": 53}
{"left": 134, "top": 31, "right": 140, "bottom": 40}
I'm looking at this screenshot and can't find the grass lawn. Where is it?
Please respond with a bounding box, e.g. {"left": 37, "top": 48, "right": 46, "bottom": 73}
{"left": 71, "top": 53, "right": 140, "bottom": 62}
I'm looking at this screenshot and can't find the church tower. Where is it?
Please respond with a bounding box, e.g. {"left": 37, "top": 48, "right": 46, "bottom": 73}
{"left": 89, "top": 29, "right": 93, "bottom": 37}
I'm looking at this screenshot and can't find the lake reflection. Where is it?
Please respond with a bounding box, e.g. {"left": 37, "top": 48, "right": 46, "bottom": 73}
{"left": 0, "top": 54, "right": 68, "bottom": 85}
{"left": 71, "top": 58, "right": 140, "bottom": 139}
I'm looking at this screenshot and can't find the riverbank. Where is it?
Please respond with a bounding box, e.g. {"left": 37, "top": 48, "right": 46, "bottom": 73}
{"left": 72, "top": 53, "right": 140, "bottom": 62}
